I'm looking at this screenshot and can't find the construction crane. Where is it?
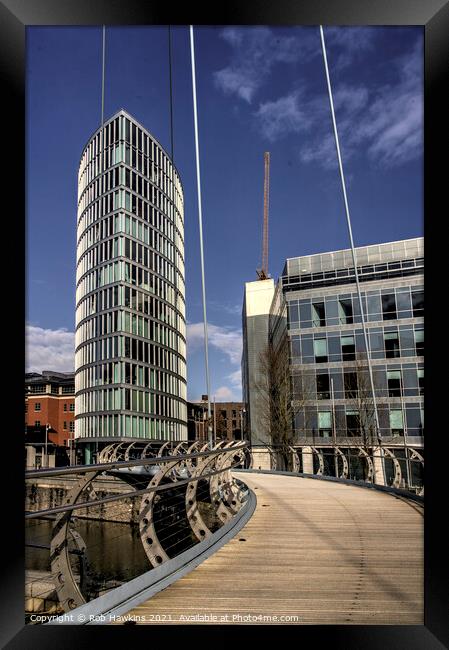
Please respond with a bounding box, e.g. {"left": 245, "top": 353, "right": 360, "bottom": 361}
{"left": 256, "top": 151, "right": 270, "bottom": 280}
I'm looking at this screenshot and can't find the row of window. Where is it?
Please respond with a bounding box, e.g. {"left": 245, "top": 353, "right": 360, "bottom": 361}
{"left": 78, "top": 164, "right": 182, "bottom": 226}
{"left": 291, "top": 326, "right": 424, "bottom": 364}
{"left": 31, "top": 420, "right": 75, "bottom": 432}
{"left": 75, "top": 352, "right": 187, "bottom": 392}
{"left": 75, "top": 335, "right": 186, "bottom": 376}
{"left": 79, "top": 157, "right": 178, "bottom": 215}
{"left": 77, "top": 211, "right": 184, "bottom": 273}
{"left": 76, "top": 242, "right": 184, "bottom": 304}
{"left": 75, "top": 386, "right": 186, "bottom": 419}
{"left": 79, "top": 115, "right": 182, "bottom": 197}
{"left": 76, "top": 256, "right": 182, "bottom": 310}
{"left": 293, "top": 366, "right": 424, "bottom": 401}
{"left": 283, "top": 257, "right": 424, "bottom": 292}
{"left": 76, "top": 285, "right": 186, "bottom": 337}
{"left": 75, "top": 310, "right": 185, "bottom": 353}
{"left": 79, "top": 144, "right": 177, "bottom": 201}
{"left": 77, "top": 166, "right": 183, "bottom": 231}
{"left": 77, "top": 201, "right": 184, "bottom": 265}
{"left": 287, "top": 289, "right": 424, "bottom": 329}
{"left": 75, "top": 412, "right": 188, "bottom": 440}
{"left": 294, "top": 403, "right": 424, "bottom": 437}
{"left": 27, "top": 385, "right": 74, "bottom": 394}
{"left": 32, "top": 402, "right": 75, "bottom": 412}
{"left": 78, "top": 164, "right": 180, "bottom": 225}
{"left": 77, "top": 231, "right": 180, "bottom": 282}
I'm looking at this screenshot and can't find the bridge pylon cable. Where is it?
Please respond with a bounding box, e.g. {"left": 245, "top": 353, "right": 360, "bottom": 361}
{"left": 189, "top": 25, "right": 213, "bottom": 449}
{"left": 319, "top": 25, "right": 386, "bottom": 486}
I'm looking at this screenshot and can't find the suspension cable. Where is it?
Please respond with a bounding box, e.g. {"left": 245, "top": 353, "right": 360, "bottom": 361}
{"left": 168, "top": 25, "right": 175, "bottom": 163}
{"left": 189, "top": 25, "right": 213, "bottom": 449}
{"left": 319, "top": 25, "right": 386, "bottom": 485}
{"left": 101, "top": 25, "right": 106, "bottom": 126}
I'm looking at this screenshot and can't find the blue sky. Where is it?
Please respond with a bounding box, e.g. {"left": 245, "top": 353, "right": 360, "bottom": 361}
{"left": 26, "top": 25, "right": 423, "bottom": 401}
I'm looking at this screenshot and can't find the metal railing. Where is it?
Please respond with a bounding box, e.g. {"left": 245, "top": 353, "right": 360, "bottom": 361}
{"left": 249, "top": 443, "right": 423, "bottom": 495}
{"left": 25, "top": 441, "right": 251, "bottom": 616}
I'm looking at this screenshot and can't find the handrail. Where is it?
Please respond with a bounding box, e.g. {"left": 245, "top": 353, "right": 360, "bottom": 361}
{"left": 25, "top": 441, "right": 248, "bottom": 479}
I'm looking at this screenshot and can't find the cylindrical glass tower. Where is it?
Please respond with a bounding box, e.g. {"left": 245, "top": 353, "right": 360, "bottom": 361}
{"left": 75, "top": 110, "right": 187, "bottom": 458}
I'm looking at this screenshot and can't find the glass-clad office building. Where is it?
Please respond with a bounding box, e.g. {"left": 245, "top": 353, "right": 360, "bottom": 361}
{"left": 75, "top": 110, "right": 187, "bottom": 457}
{"left": 269, "top": 238, "right": 423, "bottom": 447}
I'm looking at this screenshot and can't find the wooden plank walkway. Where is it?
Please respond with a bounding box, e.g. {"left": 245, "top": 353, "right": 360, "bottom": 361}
{"left": 117, "top": 472, "right": 423, "bottom": 625}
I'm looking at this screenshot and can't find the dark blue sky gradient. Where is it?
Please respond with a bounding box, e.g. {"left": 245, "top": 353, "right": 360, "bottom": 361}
{"left": 26, "top": 26, "right": 423, "bottom": 400}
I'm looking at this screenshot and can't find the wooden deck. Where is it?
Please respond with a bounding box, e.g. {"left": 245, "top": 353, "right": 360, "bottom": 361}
{"left": 118, "top": 472, "right": 423, "bottom": 625}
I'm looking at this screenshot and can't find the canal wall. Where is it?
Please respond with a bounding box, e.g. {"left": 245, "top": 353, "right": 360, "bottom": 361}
{"left": 26, "top": 475, "right": 141, "bottom": 524}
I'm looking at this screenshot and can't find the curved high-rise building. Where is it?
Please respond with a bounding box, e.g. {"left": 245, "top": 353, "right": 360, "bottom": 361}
{"left": 75, "top": 110, "right": 187, "bottom": 460}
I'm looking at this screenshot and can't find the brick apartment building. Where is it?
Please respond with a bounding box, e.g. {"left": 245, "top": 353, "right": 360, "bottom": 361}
{"left": 187, "top": 399, "right": 245, "bottom": 442}
{"left": 25, "top": 371, "right": 75, "bottom": 448}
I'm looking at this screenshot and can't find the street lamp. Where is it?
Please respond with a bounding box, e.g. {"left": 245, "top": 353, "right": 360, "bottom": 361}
{"left": 240, "top": 408, "right": 246, "bottom": 441}
{"left": 45, "top": 423, "right": 50, "bottom": 468}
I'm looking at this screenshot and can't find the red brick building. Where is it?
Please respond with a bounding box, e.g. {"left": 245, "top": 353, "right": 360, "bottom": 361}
{"left": 25, "top": 371, "right": 75, "bottom": 447}
{"left": 187, "top": 400, "right": 245, "bottom": 442}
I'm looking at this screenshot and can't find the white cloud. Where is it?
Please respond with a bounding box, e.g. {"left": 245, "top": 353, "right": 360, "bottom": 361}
{"left": 325, "top": 27, "right": 377, "bottom": 71}
{"left": 214, "top": 27, "right": 317, "bottom": 104}
{"left": 26, "top": 324, "right": 75, "bottom": 373}
{"left": 187, "top": 322, "right": 243, "bottom": 401}
{"left": 187, "top": 322, "right": 242, "bottom": 365}
{"left": 299, "top": 38, "right": 423, "bottom": 169}
{"left": 214, "top": 386, "right": 235, "bottom": 401}
{"left": 255, "top": 91, "right": 311, "bottom": 142}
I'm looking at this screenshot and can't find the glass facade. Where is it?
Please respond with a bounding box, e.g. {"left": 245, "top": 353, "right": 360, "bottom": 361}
{"left": 75, "top": 110, "right": 187, "bottom": 442}
{"left": 270, "top": 238, "right": 424, "bottom": 445}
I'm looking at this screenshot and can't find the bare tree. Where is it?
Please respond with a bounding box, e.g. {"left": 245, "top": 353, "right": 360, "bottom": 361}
{"left": 344, "top": 352, "right": 378, "bottom": 452}
{"left": 254, "top": 334, "right": 315, "bottom": 469}
{"left": 215, "top": 409, "right": 228, "bottom": 441}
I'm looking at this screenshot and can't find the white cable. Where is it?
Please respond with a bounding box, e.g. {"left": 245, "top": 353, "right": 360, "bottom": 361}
{"left": 189, "top": 26, "right": 213, "bottom": 449}
{"left": 319, "top": 25, "right": 386, "bottom": 485}
{"left": 101, "top": 25, "right": 106, "bottom": 126}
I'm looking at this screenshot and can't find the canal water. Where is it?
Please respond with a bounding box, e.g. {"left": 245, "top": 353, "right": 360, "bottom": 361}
{"left": 26, "top": 518, "right": 151, "bottom": 585}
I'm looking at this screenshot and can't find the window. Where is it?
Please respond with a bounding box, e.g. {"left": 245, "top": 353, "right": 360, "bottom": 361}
{"left": 314, "top": 339, "right": 328, "bottom": 363}
{"left": 63, "top": 403, "right": 67, "bottom": 412}
{"left": 382, "top": 294, "right": 397, "bottom": 320}
{"left": 34, "top": 402, "right": 41, "bottom": 412}
{"left": 344, "top": 371, "right": 358, "bottom": 398}
{"left": 341, "top": 336, "right": 356, "bottom": 361}
{"left": 316, "top": 373, "right": 330, "bottom": 399}
{"left": 25, "top": 404, "right": 28, "bottom": 413}
{"left": 385, "top": 332, "right": 400, "bottom": 358}
{"left": 338, "top": 299, "right": 353, "bottom": 324}
{"left": 312, "top": 302, "right": 325, "bottom": 327}
{"left": 318, "top": 411, "right": 332, "bottom": 437}
{"left": 387, "top": 370, "right": 402, "bottom": 397}
{"left": 69, "top": 421, "right": 75, "bottom": 433}
{"left": 69, "top": 403, "right": 75, "bottom": 412}
{"left": 63, "top": 421, "right": 67, "bottom": 430}
{"left": 411, "top": 291, "right": 424, "bottom": 318}
{"left": 390, "top": 409, "right": 404, "bottom": 436}
{"left": 34, "top": 420, "right": 41, "bottom": 427}
{"left": 415, "top": 329, "right": 424, "bottom": 355}
{"left": 418, "top": 369, "right": 424, "bottom": 394}
{"left": 346, "top": 410, "right": 360, "bottom": 436}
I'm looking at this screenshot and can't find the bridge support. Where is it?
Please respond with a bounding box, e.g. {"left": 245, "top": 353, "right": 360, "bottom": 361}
{"left": 302, "top": 446, "right": 314, "bottom": 475}
{"left": 251, "top": 446, "right": 272, "bottom": 470}
{"left": 26, "top": 445, "right": 36, "bottom": 469}
{"left": 372, "top": 446, "right": 386, "bottom": 486}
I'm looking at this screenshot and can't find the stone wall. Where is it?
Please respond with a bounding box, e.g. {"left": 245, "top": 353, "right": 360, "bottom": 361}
{"left": 26, "top": 475, "right": 141, "bottom": 524}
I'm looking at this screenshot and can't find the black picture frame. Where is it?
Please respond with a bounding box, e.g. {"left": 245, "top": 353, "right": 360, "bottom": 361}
{"left": 2, "top": 0, "right": 447, "bottom": 647}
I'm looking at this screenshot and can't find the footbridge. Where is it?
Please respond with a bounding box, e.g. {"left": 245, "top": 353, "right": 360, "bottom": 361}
{"left": 25, "top": 441, "right": 423, "bottom": 626}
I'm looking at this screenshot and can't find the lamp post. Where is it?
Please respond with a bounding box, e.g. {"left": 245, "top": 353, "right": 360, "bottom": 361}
{"left": 45, "top": 423, "right": 50, "bottom": 468}
{"left": 240, "top": 408, "right": 246, "bottom": 441}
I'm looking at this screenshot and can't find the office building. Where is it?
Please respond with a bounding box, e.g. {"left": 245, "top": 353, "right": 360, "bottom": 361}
{"left": 75, "top": 110, "right": 187, "bottom": 461}
{"left": 242, "top": 238, "right": 424, "bottom": 481}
